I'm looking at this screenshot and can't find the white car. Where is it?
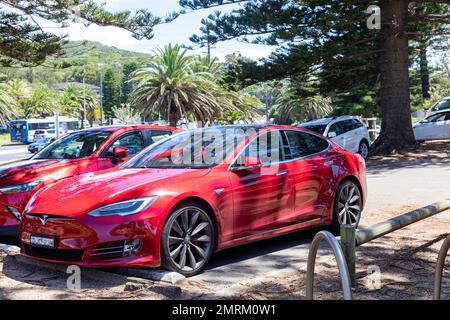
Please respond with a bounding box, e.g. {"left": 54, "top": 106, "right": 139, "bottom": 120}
{"left": 427, "top": 97, "right": 450, "bottom": 116}
{"left": 33, "top": 129, "right": 64, "bottom": 142}
{"left": 413, "top": 110, "right": 450, "bottom": 142}
{"left": 300, "top": 116, "right": 371, "bottom": 159}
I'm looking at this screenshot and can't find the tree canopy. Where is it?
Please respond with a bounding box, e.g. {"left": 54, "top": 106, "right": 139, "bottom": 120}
{"left": 0, "top": 0, "right": 167, "bottom": 66}
{"left": 181, "top": 0, "right": 450, "bottom": 154}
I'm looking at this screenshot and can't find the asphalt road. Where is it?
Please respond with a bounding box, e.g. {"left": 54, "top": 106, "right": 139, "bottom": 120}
{"left": 0, "top": 145, "right": 31, "bottom": 164}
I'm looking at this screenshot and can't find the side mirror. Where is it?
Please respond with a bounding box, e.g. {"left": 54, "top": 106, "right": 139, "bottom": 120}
{"left": 232, "top": 155, "right": 262, "bottom": 171}
{"left": 113, "top": 146, "right": 128, "bottom": 159}
{"left": 328, "top": 131, "right": 337, "bottom": 138}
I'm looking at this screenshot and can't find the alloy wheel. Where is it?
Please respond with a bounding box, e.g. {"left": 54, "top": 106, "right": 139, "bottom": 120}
{"left": 337, "top": 183, "right": 362, "bottom": 226}
{"left": 166, "top": 207, "right": 213, "bottom": 272}
{"left": 359, "top": 142, "right": 369, "bottom": 159}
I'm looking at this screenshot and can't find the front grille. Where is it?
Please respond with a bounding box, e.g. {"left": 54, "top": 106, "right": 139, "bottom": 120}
{"left": 89, "top": 241, "right": 127, "bottom": 260}
{"left": 24, "top": 244, "right": 85, "bottom": 262}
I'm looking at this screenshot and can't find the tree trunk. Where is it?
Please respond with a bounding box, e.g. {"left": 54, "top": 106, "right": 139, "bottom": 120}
{"left": 167, "top": 96, "right": 178, "bottom": 128}
{"left": 419, "top": 43, "right": 430, "bottom": 99}
{"left": 371, "top": 0, "right": 417, "bottom": 155}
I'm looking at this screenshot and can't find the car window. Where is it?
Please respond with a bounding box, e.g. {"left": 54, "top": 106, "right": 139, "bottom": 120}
{"left": 105, "top": 131, "right": 145, "bottom": 157}
{"left": 432, "top": 99, "right": 450, "bottom": 111}
{"left": 283, "top": 130, "right": 329, "bottom": 160}
{"left": 351, "top": 119, "right": 365, "bottom": 130}
{"left": 33, "top": 131, "right": 111, "bottom": 160}
{"left": 146, "top": 130, "right": 174, "bottom": 144}
{"left": 238, "top": 131, "right": 284, "bottom": 166}
{"left": 329, "top": 121, "right": 345, "bottom": 136}
{"left": 423, "top": 112, "right": 447, "bottom": 123}
{"left": 301, "top": 124, "right": 327, "bottom": 135}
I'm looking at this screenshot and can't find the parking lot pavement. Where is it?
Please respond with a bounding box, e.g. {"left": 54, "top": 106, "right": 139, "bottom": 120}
{"left": 0, "top": 145, "right": 30, "bottom": 164}
{"left": 0, "top": 142, "right": 449, "bottom": 299}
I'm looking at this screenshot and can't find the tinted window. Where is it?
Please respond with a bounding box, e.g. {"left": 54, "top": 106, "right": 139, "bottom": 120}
{"left": 329, "top": 121, "right": 345, "bottom": 136}
{"left": 302, "top": 124, "right": 327, "bottom": 135}
{"left": 351, "top": 119, "right": 364, "bottom": 129}
{"left": 423, "top": 112, "right": 447, "bottom": 123}
{"left": 146, "top": 130, "right": 174, "bottom": 144}
{"left": 283, "top": 130, "right": 329, "bottom": 160}
{"left": 34, "top": 131, "right": 111, "bottom": 159}
{"left": 432, "top": 99, "right": 450, "bottom": 111}
{"left": 238, "top": 131, "right": 284, "bottom": 166}
{"left": 105, "top": 131, "right": 145, "bottom": 157}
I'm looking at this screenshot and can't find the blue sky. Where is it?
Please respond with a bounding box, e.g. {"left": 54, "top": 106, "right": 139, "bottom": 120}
{"left": 43, "top": 0, "right": 274, "bottom": 60}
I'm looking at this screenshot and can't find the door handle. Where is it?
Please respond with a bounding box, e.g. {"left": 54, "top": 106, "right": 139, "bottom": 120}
{"left": 276, "top": 170, "right": 288, "bottom": 176}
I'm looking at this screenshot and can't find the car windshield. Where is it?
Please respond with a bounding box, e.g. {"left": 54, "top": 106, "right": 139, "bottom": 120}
{"left": 301, "top": 124, "right": 327, "bottom": 135}
{"left": 123, "top": 127, "right": 254, "bottom": 169}
{"left": 33, "top": 130, "right": 111, "bottom": 160}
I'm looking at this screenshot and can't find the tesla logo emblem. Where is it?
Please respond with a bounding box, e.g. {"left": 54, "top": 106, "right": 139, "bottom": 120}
{"left": 39, "top": 215, "right": 49, "bottom": 225}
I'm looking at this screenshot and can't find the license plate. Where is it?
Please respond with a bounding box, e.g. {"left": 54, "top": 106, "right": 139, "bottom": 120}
{"left": 30, "top": 235, "right": 55, "bottom": 248}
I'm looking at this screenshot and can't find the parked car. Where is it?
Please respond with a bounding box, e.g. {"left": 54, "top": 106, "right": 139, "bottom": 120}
{"left": 20, "top": 125, "right": 367, "bottom": 276}
{"left": 299, "top": 116, "right": 371, "bottom": 159}
{"left": 427, "top": 97, "right": 450, "bottom": 116}
{"left": 33, "top": 129, "right": 64, "bottom": 143}
{"left": 413, "top": 110, "right": 450, "bottom": 142}
{"left": 27, "top": 137, "right": 55, "bottom": 154}
{"left": 0, "top": 125, "right": 179, "bottom": 237}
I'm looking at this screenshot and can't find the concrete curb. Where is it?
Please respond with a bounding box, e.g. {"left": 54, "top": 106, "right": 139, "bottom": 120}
{"left": 112, "top": 268, "right": 186, "bottom": 285}
{"left": 0, "top": 244, "right": 20, "bottom": 253}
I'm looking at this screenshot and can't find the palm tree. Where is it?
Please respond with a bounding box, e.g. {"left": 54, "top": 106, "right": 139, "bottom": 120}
{"left": 130, "top": 44, "right": 249, "bottom": 127}
{"left": 0, "top": 83, "right": 19, "bottom": 125}
{"left": 112, "top": 104, "right": 141, "bottom": 124}
{"left": 23, "top": 87, "right": 59, "bottom": 118}
{"left": 270, "top": 82, "right": 333, "bottom": 124}
{"left": 6, "top": 79, "right": 32, "bottom": 101}
{"left": 60, "top": 84, "right": 99, "bottom": 127}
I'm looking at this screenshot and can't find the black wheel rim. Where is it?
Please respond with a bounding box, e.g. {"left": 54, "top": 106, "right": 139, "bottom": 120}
{"left": 167, "top": 207, "right": 213, "bottom": 272}
{"left": 337, "top": 183, "right": 362, "bottom": 226}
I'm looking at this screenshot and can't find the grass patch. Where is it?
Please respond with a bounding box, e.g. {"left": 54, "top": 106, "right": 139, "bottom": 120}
{"left": 0, "top": 133, "right": 23, "bottom": 147}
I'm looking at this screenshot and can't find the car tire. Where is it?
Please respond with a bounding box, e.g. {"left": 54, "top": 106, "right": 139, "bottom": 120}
{"left": 161, "top": 202, "right": 216, "bottom": 277}
{"left": 358, "top": 140, "right": 369, "bottom": 159}
{"left": 329, "top": 180, "right": 362, "bottom": 235}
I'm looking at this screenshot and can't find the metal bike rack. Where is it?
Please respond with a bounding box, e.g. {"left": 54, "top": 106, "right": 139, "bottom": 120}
{"left": 434, "top": 233, "right": 450, "bottom": 300}
{"left": 306, "top": 200, "right": 450, "bottom": 300}
{"left": 305, "top": 230, "right": 353, "bottom": 300}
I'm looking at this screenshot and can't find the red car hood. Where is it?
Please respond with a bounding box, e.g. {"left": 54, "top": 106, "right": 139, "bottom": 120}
{"left": 0, "top": 159, "right": 76, "bottom": 186}
{"left": 27, "top": 168, "right": 211, "bottom": 217}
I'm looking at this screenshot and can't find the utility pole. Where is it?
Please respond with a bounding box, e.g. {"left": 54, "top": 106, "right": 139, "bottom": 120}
{"left": 206, "top": 26, "right": 211, "bottom": 64}
{"left": 98, "top": 63, "right": 104, "bottom": 126}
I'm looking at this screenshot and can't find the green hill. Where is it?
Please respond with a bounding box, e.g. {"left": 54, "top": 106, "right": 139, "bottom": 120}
{"left": 1, "top": 41, "right": 151, "bottom": 86}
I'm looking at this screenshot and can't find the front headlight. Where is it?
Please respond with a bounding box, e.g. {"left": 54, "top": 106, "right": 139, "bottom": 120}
{"left": 0, "top": 180, "right": 42, "bottom": 195}
{"left": 87, "top": 197, "right": 158, "bottom": 217}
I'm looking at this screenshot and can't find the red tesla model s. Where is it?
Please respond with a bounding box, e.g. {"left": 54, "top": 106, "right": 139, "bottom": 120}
{"left": 0, "top": 125, "right": 178, "bottom": 236}
{"left": 21, "top": 125, "right": 366, "bottom": 276}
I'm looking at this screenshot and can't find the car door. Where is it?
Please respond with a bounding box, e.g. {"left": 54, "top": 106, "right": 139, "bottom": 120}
{"left": 97, "top": 130, "right": 145, "bottom": 170}
{"left": 328, "top": 121, "right": 346, "bottom": 148}
{"left": 275, "top": 130, "right": 332, "bottom": 228}
{"left": 228, "top": 130, "right": 293, "bottom": 239}
{"left": 415, "top": 112, "right": 447, "bottom": 140}
{"left": 443, "top": 112, "right": 450, "bottom": 139}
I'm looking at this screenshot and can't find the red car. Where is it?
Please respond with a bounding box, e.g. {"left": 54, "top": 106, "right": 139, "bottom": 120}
{"left": 0, "top": 125, "right": 178, "bottom": 236}
{"left": 21, "top": 125, "right": 367, "bottom": 276}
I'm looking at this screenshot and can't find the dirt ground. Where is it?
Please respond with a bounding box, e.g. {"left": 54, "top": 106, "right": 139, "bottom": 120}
{"left": 0, "top": 141, "right": 449, "bottom": 300}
